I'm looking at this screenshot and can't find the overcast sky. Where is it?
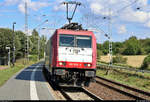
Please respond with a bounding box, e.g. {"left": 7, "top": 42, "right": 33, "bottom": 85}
{"left": 0, "top": 0, "right": 150, "bottom": 43}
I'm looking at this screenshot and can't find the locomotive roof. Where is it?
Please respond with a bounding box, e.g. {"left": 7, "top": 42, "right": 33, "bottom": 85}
{"left": 56, "top": 29, "right": 94, "bottom": 36}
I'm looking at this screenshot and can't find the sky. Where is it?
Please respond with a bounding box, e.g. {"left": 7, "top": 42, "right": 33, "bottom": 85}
{"left": 0, "top": 0, "right": 150, "bottom": 43}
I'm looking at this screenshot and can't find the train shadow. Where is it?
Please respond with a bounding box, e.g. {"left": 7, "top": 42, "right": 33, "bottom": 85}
{"left": 15, "top": 62, "right": 46, "bottom": 82}
{"left": 60, "top": 86, "right": 83, "bottom": 92}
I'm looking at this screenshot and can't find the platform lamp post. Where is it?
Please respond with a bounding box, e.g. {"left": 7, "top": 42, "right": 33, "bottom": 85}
{"left": 6, "top": 47, "right": 10, "bottom": 68}
{"left": 12, "top": 22, "right": 16, "bottom": 66}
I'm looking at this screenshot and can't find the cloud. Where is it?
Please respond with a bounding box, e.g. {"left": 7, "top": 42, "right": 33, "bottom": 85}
{"left": 90, "top": 3, "right": 103, "bottom": 15}
{"left": 120, "top": 8, "right": 150, "bottom": 23}
{"left": 86, "top": 0, "right": 150, "bottom": 29}
{"left": 4, "top": 0, "right": 20, "bottom": 6}
{"left": 3, "top": 0, "right": 50, "bottom": 13}
{"left": 118, "top": 25, "right": 127, "bottom": 34}
{"left": 89, "top": 1, "right": 114, "bottom": 16}
{"left": 53, "top": 4, "right": 65, "bottom": 11}
{"left": 136, "top": 0, "right": 148, "bottom": 6}
{"left": 145, "top": 20, "right": 150, "bottom": 28}
{"left": 18, "top": 0, "right": 50, "bottom": 13}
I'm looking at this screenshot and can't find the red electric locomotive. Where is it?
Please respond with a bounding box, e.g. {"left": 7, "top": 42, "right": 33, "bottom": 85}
{"left": 44, "top": 1, "right": 97, "bottom": 87}
{"left": 44, "top": 23, "right": 97, "bottom": 87}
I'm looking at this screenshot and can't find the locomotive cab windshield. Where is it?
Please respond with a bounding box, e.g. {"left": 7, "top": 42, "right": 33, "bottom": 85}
{"left": 59, "top": 34, "right": 92, "bottom": 48}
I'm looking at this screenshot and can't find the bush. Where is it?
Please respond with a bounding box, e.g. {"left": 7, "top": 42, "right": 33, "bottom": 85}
{"left": 16, "top": 52, "right": 23, "bottom": 59}
{"left": 29, "top": 55, "right": 38, "bottom": 61}
{"left": 141, "top": 54, "right": 150, "bottom": 70}
{"left": 113, "top": 54, "right": 127, "bottom": 64}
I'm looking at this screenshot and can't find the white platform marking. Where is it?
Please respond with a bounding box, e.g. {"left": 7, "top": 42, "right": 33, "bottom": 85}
{"left": 30, "top": 65, "right": 39, "bottom": 100}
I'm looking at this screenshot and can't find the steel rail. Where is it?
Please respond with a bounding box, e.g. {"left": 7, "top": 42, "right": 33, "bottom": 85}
{"left": 96, "top": 76, "right": 150, "bottom": 100}
{"left": 82, "top": 87, "right": 103, "bottom": 100}
{"left": 59, "top": 86, "right": 102, "bottom": 100}
{"left": 97, "top": 63, "right": 150, "bottom": 73}
{"left": 43, "top": 65, "right": 102, "bottom": 100}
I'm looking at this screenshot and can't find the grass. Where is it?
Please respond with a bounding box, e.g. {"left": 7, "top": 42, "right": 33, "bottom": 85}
{"left": 100, "top": 55, "right": 147, "bottom": 68}
{"left": 96, "top": 68, "right": 150, "bottom": 92}
{"left": 0, "top": 58, "right": 38, "bottom": 87}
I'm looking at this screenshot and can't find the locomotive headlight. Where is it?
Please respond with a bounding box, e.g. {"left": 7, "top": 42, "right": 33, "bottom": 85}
{"left": 59, "top": 62, "right": 63, "bottom": 65}
{"left": 87, "top": 64, "right": 91, "bottom": 67}
{"left": 84, "top": 64, "right": 91, "bottom": 67}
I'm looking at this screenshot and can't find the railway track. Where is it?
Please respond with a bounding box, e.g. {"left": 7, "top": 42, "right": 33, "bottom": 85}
{"left": 96, "top": 76, "right": 150, "bottom": 100}
{"left": 43, "top": 64, "right": 150, "bottom": 100}
{"left": 43, "top": 67, "right": 102, "bottom": 100}
{"left": 58, "top": 86, "right": 102, "bottom": 100}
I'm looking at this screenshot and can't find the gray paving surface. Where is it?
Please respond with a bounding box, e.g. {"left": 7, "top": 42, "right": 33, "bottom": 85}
{"left": 0, "top": 62, "right": 54, "bottom": 100}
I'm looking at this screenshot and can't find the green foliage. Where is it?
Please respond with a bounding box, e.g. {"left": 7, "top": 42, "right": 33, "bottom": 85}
{"left": 39, "top": 35, "right": 46, "bottom": 59}
{"left": 122, "top": 36, "right": 142, "bottom": 55}
{"left": 29, "top": 29, "right": 39, "bottom": 55}
{"left": 141, "top": 38, "right": 150, "bottom": 54}
{"left": 97, "top": 36, "right": 150, "bottom": 55}
{"left": 97, "top": 49, "right": 101, "bottom": 61}
{"left": 29, "top": 55, "right": 38, "bottom": 61}
{"left": 0, "top": 28, "right": 46, "bottom": 63}
{"left": 29, "top": 30, "right": 46, "bottom": 59}
{"left": 113, "top": 54, "right": 127, "bottom": 64}
{"left": 97, "top": 44, "right": 104, "bottom": 59}
{"left": 113, "top": 42, "right": 123, "bottom": 54}
{"left": 32, "top": 29, "right": 39, "bottom": 36}
{"left": 0, "top": 28, "right": 27, "bottom": 60}
{"left": 141, "top": 54, "right": 150, "bottom": 70}
{"left": 15, "top": 31, "right": 26, "bottom": 57}
{"left": 0, "top": 28, "right": 13, "bottom": 57}
{"left": 101, "top": 41, "right": 109, "bottom": 55}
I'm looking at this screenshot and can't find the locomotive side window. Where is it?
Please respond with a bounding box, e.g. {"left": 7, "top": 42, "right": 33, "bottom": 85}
{"left": 76, "top": 36, "right": 92, "bottom": 48}
{"left": 59, "top": 34, "right": 74, "bottom": 47}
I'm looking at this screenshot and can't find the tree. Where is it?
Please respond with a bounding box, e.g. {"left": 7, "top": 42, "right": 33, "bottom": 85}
{"left": 32, "top": 29, "right": 39, "bottom": 36}
{"left": 30, "top": 29, "right": 39, "bottom": 55}
{"left": 102, "top": 41, "right": 109, "bottom": 55}
{"left": 97, "top": 43, "right": 104, "bottom": 55}
{"left": 0, "top": 28, "right": 22, "bottom": 60}
{"left": 122, "top": 36, "right": 142, "bottom": 55}
{"left": 140, "top": 38, "right": 150, "bottom": 54}
{"left": 141, "top": 54, "right": 150, "bottom": 70}
{"left": 39, "top": 35, "right": 46, "bottom": 59}
{"left": 113, "top": 42, "right": 123, "bottom": 54}
{"left": 15, "top": 31, "right": 26, "bottom": 58}
{"left": 0, "top": 28, "right": 14, "bottom": 58}
{"left": 0, "top": 27, "right": 47, "bottom": 62}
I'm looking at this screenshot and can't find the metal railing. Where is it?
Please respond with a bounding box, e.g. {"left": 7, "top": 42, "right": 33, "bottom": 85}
{"left": 97, "top": 63, "right": 150, "bottom": 73}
